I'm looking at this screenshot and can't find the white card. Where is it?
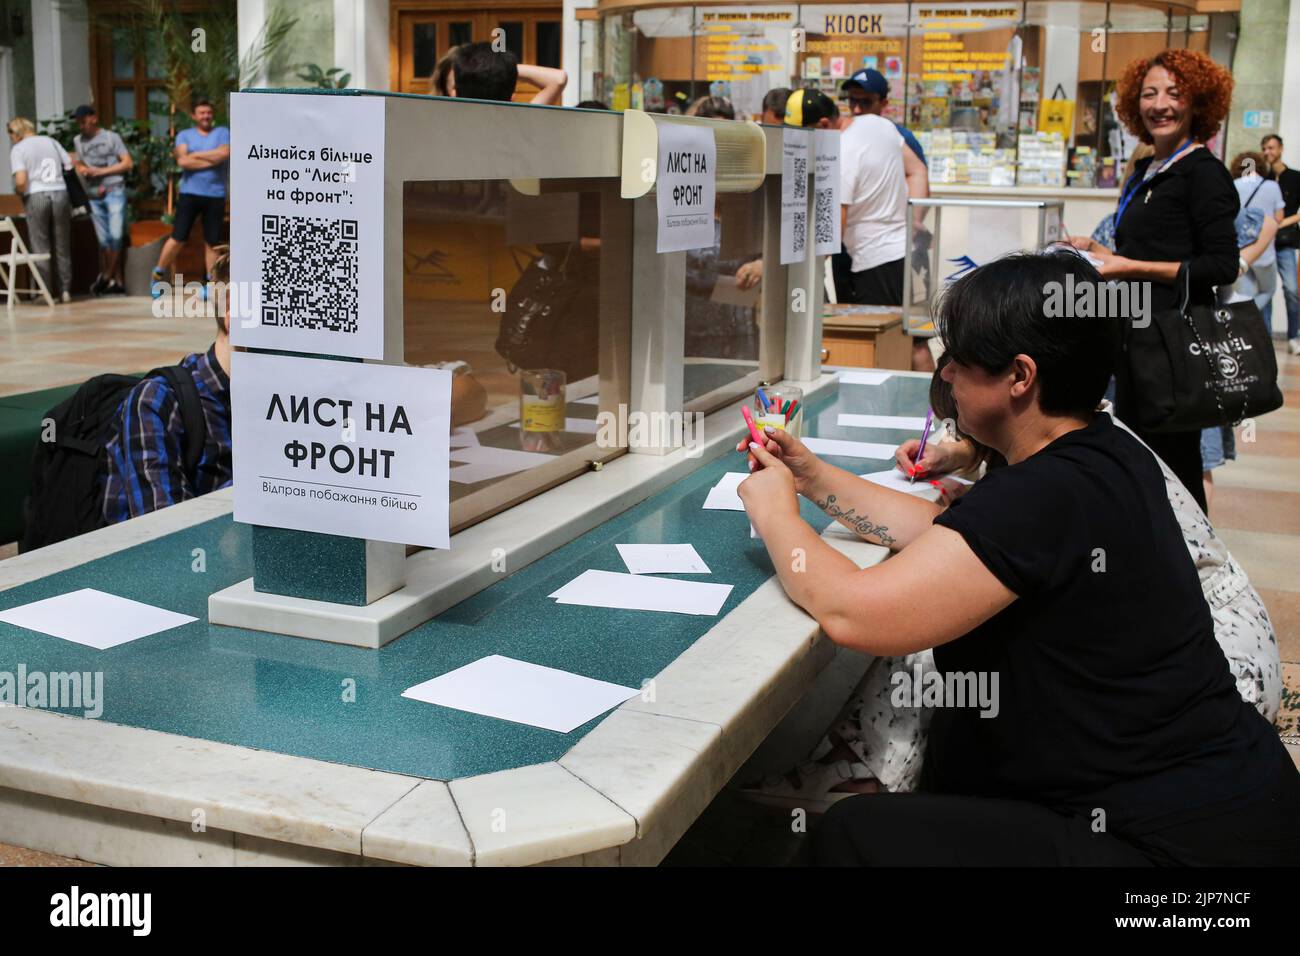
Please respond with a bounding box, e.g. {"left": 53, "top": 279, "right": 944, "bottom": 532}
{"left": 702, "top": 471, "right": 749, "bottom": 511}
{"left": 548, "top": 569, "right": 732, "bottom": 616}
{"left": 402, "top": 655, "right": 638, "bottom": 734}
{"left": 837, "top": 370, "right": 893, "bottom": 385}
{"left": 0, "top": 588, "right": 196, "bottom": 650}
{"left": 802, "top": 437, "right": 897, "bottom": 460}
{"left": 615, "top": 543, "right": 711, "bottom": 575}
{"left": 838, "top": 414, "right": 928, "bottom": 431}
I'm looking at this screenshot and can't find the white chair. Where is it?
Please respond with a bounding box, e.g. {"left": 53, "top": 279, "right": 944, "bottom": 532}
{"left": 0, "top": 216, "right": 54, "bottom": 309}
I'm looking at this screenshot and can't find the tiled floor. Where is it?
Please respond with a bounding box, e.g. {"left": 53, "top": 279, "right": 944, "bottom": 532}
{"left": 1, "top": 298, "right": 1297, "bottom": 864}
{"left": 0, "top": 296, "right": 215, "bottom": 397}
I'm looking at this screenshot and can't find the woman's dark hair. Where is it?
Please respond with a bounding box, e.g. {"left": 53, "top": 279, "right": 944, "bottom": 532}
{"left": 936, "top": 250, "right": 1120, "bottom": 418}
{"left": 451, "top": 42, "right": 519, "bottom": 102}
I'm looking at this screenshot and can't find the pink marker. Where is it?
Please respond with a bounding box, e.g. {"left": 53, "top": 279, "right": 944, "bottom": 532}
{"left": 740, "top": 405, "right": 766, "bottom": 448}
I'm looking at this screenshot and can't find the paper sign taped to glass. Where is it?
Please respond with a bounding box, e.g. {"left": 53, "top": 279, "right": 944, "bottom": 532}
{"left": 231, "top": 352, "right": 453, "bottom": 549}
{"left": 229, "top": 92, "right": 385, "bottom": 360}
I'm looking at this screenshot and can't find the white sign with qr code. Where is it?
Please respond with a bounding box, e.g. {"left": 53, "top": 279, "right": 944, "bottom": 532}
{"left": 780, "top": 128, "right": 811, "bottom": 265}
{"left": 229, "top": 92, "right": 384, "bottom": 359}
{"left": 231, "top": 352, "right": 452, "bottom": 549}
{"left": 813, "top": 129, "right": 841, "bottom": 255}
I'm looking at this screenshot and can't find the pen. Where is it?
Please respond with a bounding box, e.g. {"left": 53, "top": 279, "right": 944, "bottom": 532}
{"left": 785, "top": 399, "right": 799, "bottom": 423}
{"left": 741, "top": 405, "right": 767, "bottom": 449}
{"left": 756, "top": 387, "right": 772, "bottom": 413}
{"left": 910, "top": 409, "right": 934, "bottom": 484}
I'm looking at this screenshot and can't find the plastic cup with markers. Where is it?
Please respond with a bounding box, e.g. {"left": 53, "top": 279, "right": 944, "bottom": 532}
{"left": 520, "top": 368, "right": 566, "bottom": 454}
{"left": 754, "top": 384, "right": 803, "bottom": 440}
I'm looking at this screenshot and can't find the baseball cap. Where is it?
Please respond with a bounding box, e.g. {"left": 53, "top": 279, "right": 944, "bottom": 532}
{"left": 841, "top": 69, "right": 889, "bottom": 97}
{"left": 784, "top": 88, "right": 838, "bottom": 128}
{"left": 72, "top": 104, "right": 97, "bottom": 119}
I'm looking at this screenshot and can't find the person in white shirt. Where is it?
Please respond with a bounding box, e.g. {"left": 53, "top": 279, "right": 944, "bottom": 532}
{"left": 838, "top": 111, "right": 909, "bottom": 305}
{"left": 7, "top": 117, "right": 73, "bottom": 302}
{"left": 837, "top": 68, "right": 933, "bottom": 370}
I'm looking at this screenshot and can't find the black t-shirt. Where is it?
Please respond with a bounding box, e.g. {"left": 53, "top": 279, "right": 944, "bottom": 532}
{"left": 925, "top": 413, "right": 1288, "bottom": 836}
{"left": 1275, "top": 167, "right": 1300, "bottom": 249}
{"left": 1115, "top": 148, "right": 1239, "bottom": 310}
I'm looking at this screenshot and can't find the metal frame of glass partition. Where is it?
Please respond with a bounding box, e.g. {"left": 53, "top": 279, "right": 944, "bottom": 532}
{"left": 901, "top": 195, "right": 1064, "bottom": 335}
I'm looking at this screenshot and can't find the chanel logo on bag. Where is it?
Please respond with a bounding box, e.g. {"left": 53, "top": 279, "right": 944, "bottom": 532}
{"left": 1217, "top": 354, "right": 1240, "bottom": 379}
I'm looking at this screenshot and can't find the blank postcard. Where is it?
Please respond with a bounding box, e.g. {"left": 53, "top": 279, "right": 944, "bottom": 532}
{"left": 0, "top": 588, "right": 197, "bottom": 650}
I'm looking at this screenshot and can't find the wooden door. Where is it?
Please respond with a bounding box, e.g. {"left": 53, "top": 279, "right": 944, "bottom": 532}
{"left": 394, "top": 6, "right": 562, "bottom": 101}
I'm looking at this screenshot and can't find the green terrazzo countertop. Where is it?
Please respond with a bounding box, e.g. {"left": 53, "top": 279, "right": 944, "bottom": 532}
{"left": 0, "top": 373, "right": 930, "bottom": 781}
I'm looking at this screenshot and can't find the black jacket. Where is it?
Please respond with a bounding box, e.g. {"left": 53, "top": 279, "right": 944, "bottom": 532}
{"left": 1115, "top": 147, "right": 1239, "bottom": 310}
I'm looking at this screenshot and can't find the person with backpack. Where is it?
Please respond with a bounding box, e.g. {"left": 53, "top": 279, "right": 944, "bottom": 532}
{"left": 20, "top": 248, "right": 232, "bottom": 551}
{"left": 102, "top": 246, "right": 232, "bottom": 525}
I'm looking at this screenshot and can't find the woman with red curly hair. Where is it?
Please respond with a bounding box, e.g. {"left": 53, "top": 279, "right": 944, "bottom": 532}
{"left": 1070, "top": 49, "right": 1239, "bottom": 513}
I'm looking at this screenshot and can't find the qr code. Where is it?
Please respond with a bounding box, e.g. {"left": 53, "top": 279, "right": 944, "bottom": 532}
{"left": 792, "top": 158, "right": 807, "bottom": 200}
{"left": 814, "top": 189, "right": 834, "bottom": 246}
{"left": 792, "top": 211, "right": 806, "bottom": 256}
{"left": 260, "top": 215, "right": 359, "bottom": 333}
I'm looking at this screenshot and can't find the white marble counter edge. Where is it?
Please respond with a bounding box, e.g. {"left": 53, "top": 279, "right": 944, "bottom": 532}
{"left": 0, "top": 369, "right": 927, "bottom": 864}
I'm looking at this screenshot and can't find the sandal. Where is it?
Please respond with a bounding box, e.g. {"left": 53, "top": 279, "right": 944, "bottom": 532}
{"left": 737, "top": 759, "right": 880, "bottom": 815}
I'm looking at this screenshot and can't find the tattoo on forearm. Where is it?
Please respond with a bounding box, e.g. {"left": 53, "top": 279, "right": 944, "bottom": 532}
{"left": 815, "top": 494, "right": 897, "bottom": 546}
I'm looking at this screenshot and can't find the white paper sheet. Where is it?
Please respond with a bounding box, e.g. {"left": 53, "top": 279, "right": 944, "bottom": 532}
{"left": 229, "top": 93, "right": 385, "bottom": 359}
{"left": 656, "top": 123, "right": 717, "bottom": 253}
{"left": 615, "top": 543, "right": 711, "bottom": 575}
{"left": 401, "top": 655, "right": 639, "bottom": 734}
{"left": 450, "top": 427, "right": 480, "bottom": 449}
{"left": 838, "top": 414, "right": 928, "bottom": 431}
{"left": 802, "top": 437, "right": 897, "bottom": 460}
{"left": 837, "top": 370, "right": 893, "bottom": 386}
{"left": 231, "top": 352, "right": 454, "bottom": 550}
{"left": 573, "top": 394, "right": 600, "bottom": 406}
{"left": 813, "top": 128, "right": 842, "bottom": 255}
{"left": 548, "top": 569, "right": 732, "bottom": 616}
{"left": 0, "top": 588, "right": 197, "bottom": 650}
{"left": 702, "top": 471, "right": 749, "bottom": 511}
{"left": 860, "top": 469, "right": 935, "bottom": 494}
{"left": 448, "top": 445, "right": 557, "bottom": 484}
{"left": 780, "top": 127, "right": 812, "bottom": 265}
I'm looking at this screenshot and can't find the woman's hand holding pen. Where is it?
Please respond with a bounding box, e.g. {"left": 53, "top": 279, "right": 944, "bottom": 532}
{"left": 894, "top": 437, "right": 975, "bottom": 480}
{"left": 737, "top": 441, "right": 799, "bottom": 524}
{"left": 735, "top": 426, "right": 822, "bottom": 496}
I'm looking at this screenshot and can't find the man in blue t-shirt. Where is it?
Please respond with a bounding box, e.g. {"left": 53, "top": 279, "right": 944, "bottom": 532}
{"left": 151, "top": 100, "right": 230, "bottom": 298}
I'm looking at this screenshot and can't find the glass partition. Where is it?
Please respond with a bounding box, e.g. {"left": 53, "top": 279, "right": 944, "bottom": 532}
{"left": 403, "top": 177, "right": 631, "bottom": 531}
{"left": 684, "top": 187, "right": 767, "bottom": 411}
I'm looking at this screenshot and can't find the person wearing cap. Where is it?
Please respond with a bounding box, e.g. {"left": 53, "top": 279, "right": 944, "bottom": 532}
{"left": 71, "top": 105, "right": 133, "bottom": 295}
{"left": 784, "top": 87, "right": 839, "bottom": 130}
{"left": 840, "top": 68, "right": 933, "bottom": 369}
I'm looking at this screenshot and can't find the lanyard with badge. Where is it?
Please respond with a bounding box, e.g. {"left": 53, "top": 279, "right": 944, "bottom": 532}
{"left": 1115, "top": 138, "right": 1195, "bottom": 225}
